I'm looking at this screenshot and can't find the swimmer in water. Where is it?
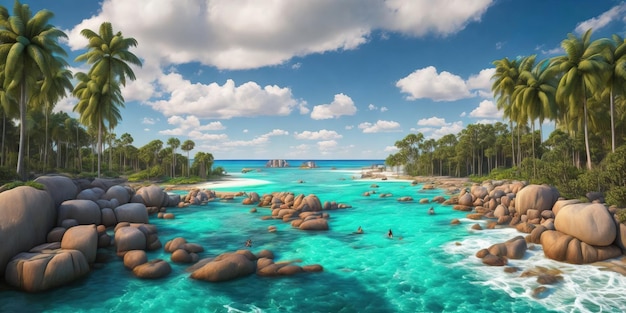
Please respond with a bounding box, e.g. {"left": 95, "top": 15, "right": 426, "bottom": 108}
{"left": 356, "top": 226, "right": 363, "bottom": 234}
{"left": 428, "top": 207, "right": 435, "bottom": 215}
{"left": 245, "top": 239, "right": 252, "bottom": 247}
{"left": 388, "top": 229, "right": 393, "bottom": 238}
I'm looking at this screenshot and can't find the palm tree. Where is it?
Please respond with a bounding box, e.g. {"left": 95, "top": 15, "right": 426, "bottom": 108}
{"left": 513, "top": 58, "right": 559, "bottom": 177}
{"left": 181, "top": 139, "right": 195, "bottom": 177}
{"left": 73, "top": 22, "right": 141, "bottom": 177}
{"left": 72, "top": 71, "right": 122, "bottom": 177}
{"left": 32, "top": 66, "right": 72, "bottom": 172}
{"left": 0, "top": 1, "right": 68, "bottom": 180}
{"left": 552, "top": 29, "right": 609, "bottom": 170}
{"left": 167, "top": 137, "right": 180, "bottom": 178}
{"left": 492, "top": 57, "right": 520, "bottom": 166}
{"left": 600, "top": 34, "right": 626, "bottom": 152}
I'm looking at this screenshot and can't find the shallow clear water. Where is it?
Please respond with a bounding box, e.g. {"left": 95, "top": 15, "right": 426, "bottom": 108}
{"left": 2, "top": 160, "right": 625, "bottom": 313}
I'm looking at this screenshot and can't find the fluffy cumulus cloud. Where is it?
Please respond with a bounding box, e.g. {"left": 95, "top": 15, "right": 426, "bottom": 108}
{"left": 66, "top": 0, "right": 493, "bottom": 70}
{"left": 413, "top": 118, "right": 463, "bottom": 139}
{"left": 396, "top": 66, "right": 472, "bottom": 101}
{"left": 466, "top": 68, "right": 495, "bottom": 98}
{"left": 159, "top": 115, "right": 227, "bottom": 137}
{"left": 417, "top": 117, "right": 447, "bottom": 127}
{"left": 358, "top": 120, "right": 402, "bottom": 133}
{"left": 310, "top": 93, "right": 357, "bottom": 119}
{"left": 220, "top": 129, "right": 288, "bottom": 147}
{"left": 146, "top": 75, "right": 300, "bottom": 119}
{"left": 469, "top": 100, "right": 503, "bottom": 118}
{"left": 575, "top": 2, "right": 626, "bottom": 34}
{"left": 294, "top": 130, "right": 343, "bottom": 140}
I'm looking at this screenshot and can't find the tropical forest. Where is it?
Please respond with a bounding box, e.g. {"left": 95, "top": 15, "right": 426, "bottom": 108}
{"left": 386, "top": 29, "right": 626, "bottom": 206}
{"left": 0, "top": 2, "right": 220, "bottom": 187}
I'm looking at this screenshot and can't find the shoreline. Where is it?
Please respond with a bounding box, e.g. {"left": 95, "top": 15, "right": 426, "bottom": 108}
{"left": 162, "top": 172, "right": 471, "bottom": 192}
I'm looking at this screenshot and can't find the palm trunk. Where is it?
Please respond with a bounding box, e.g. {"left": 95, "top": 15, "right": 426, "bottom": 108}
{"left": 98, "top": 123, "right": 102, "bottom": 177}
{"left": 2, "top": 112, "right": 5, "bottom": 167}
{"left": 510, "top": 120, "right": 515, "bottom": 167}
{"left": 17, "top": 81, "right": 27, "bottom": 181}
{"left": 583, "top": 99, "right": 592, "bottom": 170}
{"left": 44, "top": 107, "right": 49, "bottom": 173}
{"left": 610, "top": 88, "right": 615, "bottom": 153}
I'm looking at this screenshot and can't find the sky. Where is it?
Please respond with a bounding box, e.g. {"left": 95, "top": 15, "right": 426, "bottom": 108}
{"left": 9, "top": 0, "right": 626, "bottom": 160}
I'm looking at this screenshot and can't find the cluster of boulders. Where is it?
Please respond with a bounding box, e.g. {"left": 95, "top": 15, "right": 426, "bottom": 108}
{"left": 448, "top": 181, "right": 626, "bottom": 265}
{"left": 0, "top": 175, "right": 180, "bottom": 292}
{"left": 240, "top": 191, "right": 350, "bottom": 231}
{"left": 189, "top": 249, "right": 323, "bottom": 282}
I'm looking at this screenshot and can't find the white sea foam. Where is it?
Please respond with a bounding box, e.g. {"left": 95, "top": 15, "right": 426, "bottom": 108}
{"left": 444, "top": 225, "right": 626, "bottom": 313}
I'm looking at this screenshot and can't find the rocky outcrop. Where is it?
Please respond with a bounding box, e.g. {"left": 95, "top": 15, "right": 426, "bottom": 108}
{"left": 515, "top": 184, "right": 559, "bottom": 216}
{"left": 554, "top": 203, "right": 616, "bottom": 246}
{"left": 134, "top": 185, "right": 166, "bottom": 207}
{"left": 0, "top": 186, "right": 56, "bottom": 277}
{"left": 35, "top": 175, "right": 78, "bottom": 208}
{"left": 190, "top": 251, "right": 256, "bottom": 282}
{"left": 57, "top": 199, "right": 101, "bottom": 225}
{"left": 4, "top": 248, "right": 90, "bottom": 292}
{"left": 540, "top": 230, "right": 622, "bottom": 264}
{"left": 114, "top": 203, "right": 149, "bottom": 224}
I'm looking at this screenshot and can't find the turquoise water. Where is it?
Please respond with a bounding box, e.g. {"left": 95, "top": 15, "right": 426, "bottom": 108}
{"left": 2, "top": 160, "right": 625, "bottom": 312}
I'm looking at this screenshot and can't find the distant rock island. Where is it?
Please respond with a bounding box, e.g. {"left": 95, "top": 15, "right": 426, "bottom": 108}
{"left": 266, "top": 159, "right": 289, "bottom": 167}
{"left": 299, "top": 161, "right": 317, "bottom": 168}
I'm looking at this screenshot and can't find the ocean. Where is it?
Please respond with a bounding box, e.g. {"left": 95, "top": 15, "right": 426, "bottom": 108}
{"left": 1, "top": 160, "right": 625, "bottom": 313}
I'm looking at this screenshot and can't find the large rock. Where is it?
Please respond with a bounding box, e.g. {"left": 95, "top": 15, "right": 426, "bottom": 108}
{"left": 124, "top": 250, "right": 147, "bottom": 270}
{"left": 61, "top": 225, "right": 98, "bottom": 264}
{"left": 0, "top": 186, "right": 56, "bottom": 278}
{"left": 57, "top": 199, "right": 101, "bottom": 225}
{"left": 35, "top": 175, "right": 78, "bottom": 208}
{"left": 487, "top": 236, "right": 527, "bottom": 259}
{"left": 76, "top": 188, "right": 105, "bottom": 202}
{"left": 103, "top": 185, "right": 132, "bottom": 205}
{"left": 190, "top": 253, "right": 255, "bottom": 282}
{"left": 115, "top": 226, "right": 146, "bottom": 255}
{"left": 515, "top": 184, "right": 559, "bottom": 215}
{"left": 133, "top": 259, "right": 171, "bottom": 279}
{"left": 114, "top": 203, "right": 149, "bottom": 224}
{"left": 295, "top": 194, "right": 322, "bottom": 212}
{"left": 554, "top": 203, "right": 616, "bottom": 246}
{"left": 4, "top": 249, "right": 90, "bottom": 292}
{"left": 135, "top": 185, "right": 166, "bottom": 207}
{"left": 299, "top": 218, "right": 329, "bottom": 231}
{"left": 540, "top": 230, "right": 622, "bottom": 264}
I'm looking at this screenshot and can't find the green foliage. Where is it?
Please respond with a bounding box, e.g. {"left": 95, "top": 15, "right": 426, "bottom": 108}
{"left": 164, "top": 176, "right": 203, "bottom": 185}
{"left": 0, "top": 166, "right": 18, "bottom": 185}
{"left": 2, "top": 180, "right": 45, "bottom": 191}
{"left": 211, "top": 166, "right": 227, "bottom": 176}
{"left": 616, "top": 209, "right": 626, "bottom": 223}
{"left": 606, "top": 187, "right": 626, "bottom": 208}
{"left": 128, "top": 165, "right": 164, "bottom": 182}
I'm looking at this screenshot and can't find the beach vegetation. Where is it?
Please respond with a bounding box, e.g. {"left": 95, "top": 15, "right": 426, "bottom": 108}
{"left": 387, "top": 28, "right": 626, "bottom": 206}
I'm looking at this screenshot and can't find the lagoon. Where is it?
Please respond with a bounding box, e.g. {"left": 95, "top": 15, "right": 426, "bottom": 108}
{"left": 1, "top": 160, "right": 624, "bottom": 313}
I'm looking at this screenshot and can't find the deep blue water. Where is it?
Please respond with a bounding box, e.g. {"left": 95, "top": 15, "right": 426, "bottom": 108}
{"left": 1, "top": 160, "right": 624, "bottom": 313}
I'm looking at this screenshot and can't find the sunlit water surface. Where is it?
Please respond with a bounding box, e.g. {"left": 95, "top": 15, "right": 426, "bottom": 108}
{"left": 2, "top": 160, "right": 625, "bottom": 313}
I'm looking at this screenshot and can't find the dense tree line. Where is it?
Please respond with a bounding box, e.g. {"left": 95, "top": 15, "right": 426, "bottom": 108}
{"left": 387, "top": 29, "right": 626, "bottom": 205}
{"left": 0, "top": 1, "right": 216, "bottom": 182}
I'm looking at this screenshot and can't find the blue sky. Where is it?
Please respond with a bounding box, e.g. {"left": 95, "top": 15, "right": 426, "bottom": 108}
{"left": 14, "top": 0, "right": 626, "bottom": 159}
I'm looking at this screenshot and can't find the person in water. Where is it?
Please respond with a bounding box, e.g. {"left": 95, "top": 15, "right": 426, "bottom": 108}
{"left": 388, "top": 229, "right": 393, "bottom": 238}
{"left": 428, "top": 207, "right": 435, "bottom": 215}
{"left": 245, "top": 239, "right": 252, "bottom": 247}
{"left": 356, "top": 226, "right": 363, "bottom": 234}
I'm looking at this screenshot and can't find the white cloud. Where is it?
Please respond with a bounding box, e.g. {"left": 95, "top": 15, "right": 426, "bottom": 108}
{"left": 380, "top": 106, "right": 388, "bottom": 112}
{"left": 396, "top": 66, "right": 472, "bottom": 101}
{"left": 221, "top": 129, "right": 288, "bottom": 147}
{"left": 294, "top": 130, "right": 343, "bottom": 140}
{"left": 384, "top": 146, "right": 399, "bottom": 152}
{"left": 243, "top": 129, "right": 249, "bottom": 133}
{"left": 317, "top": 140, "right": 338, "bottom": 153}
{"left": 147, "top": 75, "right": 301, "bottom": 119}
{"left": 292, "top": 62, "right": 302, "bottom": 69}
{"left": 475, "top": 119, "right": 499, "bottom": 125}
{"left": 413, "top": 119, "right": 464, "bottom": 139}
{"left": 345, "top": 125, "right": 354, "bottom": 130}
{"left": 469, "top": 100, "right": 503, "bottom": 118}
{"left": 466, "top": 68, "right": 494, "bottom": 92}
{"left": 142, "top": 117, "right": 157, "bottom": 125}
{"left": 299, "top": 102, "right": 310, "bottom": 114}
{"left": 358, "top": 120, "right": 401, "bottom": 133}
{"left": 432, "top": 121, "right": 464, "bottom": 138}
{"left": 417, "top": 117, "right": 447, "bottom": 127}
{"left": 52, "top": 96, "right": 76, "bottom": 115}
{"left": 575, "top": 3, "right": 626, "bottom": 34}
{"left": 66, "top": 0, "right": 492, "bottom": 70}
{"left": 186, "top": 131, "right": 229, "bottom": 141}
{"left": 310, "top": 93, "right": 357, "bottom": 119}
{"left": 368, "top": 104, "right": 377, "bottom": 110}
